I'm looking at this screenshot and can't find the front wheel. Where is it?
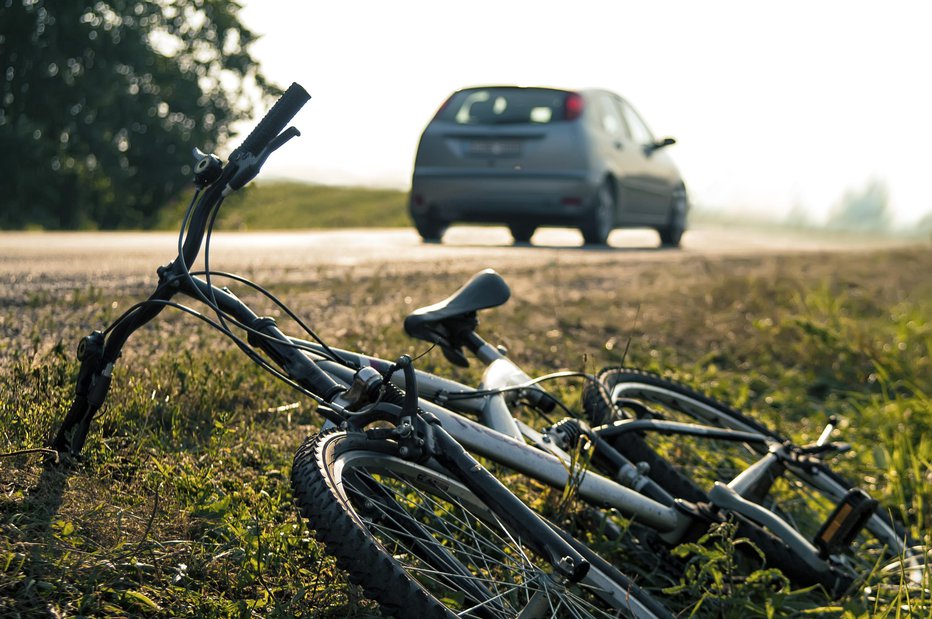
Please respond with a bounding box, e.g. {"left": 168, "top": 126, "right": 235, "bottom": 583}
{"left": 657, "top": 186, "right": 687, "bottom": 248}
{"left": 292, "top": 429, "right": 672, "bottom": 618}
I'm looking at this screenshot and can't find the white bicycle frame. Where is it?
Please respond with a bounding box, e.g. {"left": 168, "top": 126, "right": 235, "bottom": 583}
{"left": 302, "top": 335, "right": 913, "bottom": 582}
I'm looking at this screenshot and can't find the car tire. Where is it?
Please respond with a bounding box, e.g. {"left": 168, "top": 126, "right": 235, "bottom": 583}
{"left": 658, "top": 186, "right": 687, "bottom": 248}
{"left": 509, "top": 224, "right": 536, "bottom": 244}
{"left": 413, "top": 216, "right": 448, "bottom": 243}
{"left": 581, "top": 182, "right": 614, "bottom": 246}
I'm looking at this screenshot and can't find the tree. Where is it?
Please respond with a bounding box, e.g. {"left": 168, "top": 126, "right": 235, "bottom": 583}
{"left": 916, "top": 211, "right": 932, "bottom": 238}
{"left": 0, "top": 0, "right": 276, "bottom": 229}
{"left": 784, "top": 200, "right": 812, "bottom": 229}
{"left": 826, "top": 179, "right": 892, "bottom": 233}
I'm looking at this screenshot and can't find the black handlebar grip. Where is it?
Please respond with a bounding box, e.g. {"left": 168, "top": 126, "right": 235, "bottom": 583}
{"left": 234, "top": 82, "right": 311, "bottom": 158}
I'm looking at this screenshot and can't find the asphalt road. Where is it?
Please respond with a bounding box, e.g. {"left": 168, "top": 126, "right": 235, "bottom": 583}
{"left": 0, "top": 225, "right": 909, "bottom": 293}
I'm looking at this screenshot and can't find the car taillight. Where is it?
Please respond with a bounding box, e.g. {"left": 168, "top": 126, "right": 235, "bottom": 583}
{"left": 564, "top": 93, "right": 584, "bottom": 120}
{"left": 431, "top": 95, "right": 454, "bottom": 121}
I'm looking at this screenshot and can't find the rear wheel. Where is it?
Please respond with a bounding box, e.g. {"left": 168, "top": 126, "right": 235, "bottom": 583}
{"left": 292, "top": 429, "right": 672, "bottom": 618}
{"left": 583, "top": 367, "right": 924, "bottom": 596}
{"left": 581, "top": 182, "right": 614, "bottom": 246}
{"left": 413, "top": 215, "right": 448, "bottom": 243}
{"left": 509, "top": 223, "right": 537, "bottom": 244}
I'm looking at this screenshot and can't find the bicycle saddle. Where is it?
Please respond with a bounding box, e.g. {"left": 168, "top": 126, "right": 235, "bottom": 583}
{"left": 404, "top": 269, "right": 511, "bottom": 366}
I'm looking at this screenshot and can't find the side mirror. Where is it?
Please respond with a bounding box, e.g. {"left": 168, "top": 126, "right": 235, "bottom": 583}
{"left": 645, "top": 137, "right": 676, "bottom": 156}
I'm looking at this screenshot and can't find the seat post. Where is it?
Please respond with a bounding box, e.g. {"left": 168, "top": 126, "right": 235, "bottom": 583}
{"left": 464, "top": 331, "right": 504, "bottom": 365}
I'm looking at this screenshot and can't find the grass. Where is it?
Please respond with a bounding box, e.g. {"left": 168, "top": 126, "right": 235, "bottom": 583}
{"left": 152, "top": 179, "right": 928, "bottom": 240}
{"left": 1, "top": 246, "right": 930, "bottom": 617}
{"left": 155, "top": 181, "right": 410, "bottom": 231}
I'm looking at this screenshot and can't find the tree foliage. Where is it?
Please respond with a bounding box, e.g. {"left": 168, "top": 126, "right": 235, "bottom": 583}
{"left": 827, "top": 178, "right": 892, "bottom": 232}
{"left": 0, "top": 0, "right": 276, "bottom": 229}
{"left": 916, "top": 211, "right": 932, "bottom": 237}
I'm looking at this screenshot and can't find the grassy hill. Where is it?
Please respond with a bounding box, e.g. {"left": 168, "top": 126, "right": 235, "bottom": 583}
{"left": 156, "top": 181, "right": 410, "bottom": 230}
{"left": 154, "top": 180, "right": 931, "bottom": 240}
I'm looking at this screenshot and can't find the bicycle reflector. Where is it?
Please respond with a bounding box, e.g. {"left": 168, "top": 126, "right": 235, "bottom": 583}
{"left": 813, "top": 488, "right": 878, "bottom": 558}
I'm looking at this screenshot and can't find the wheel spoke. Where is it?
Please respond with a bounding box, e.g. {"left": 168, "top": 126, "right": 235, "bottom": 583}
{"left": 337, "top": 455, "right": 640, "bottom": 616}
{"left": 295, "top": 430, "right": 667, "bottom": 617}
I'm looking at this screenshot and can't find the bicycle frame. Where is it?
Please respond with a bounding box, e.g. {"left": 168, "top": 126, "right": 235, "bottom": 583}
{"left": 292, "top": 329, "right": 915, "bottom": 584}
{"left": 320, "top": 354, "right": 686, "bottom": 534}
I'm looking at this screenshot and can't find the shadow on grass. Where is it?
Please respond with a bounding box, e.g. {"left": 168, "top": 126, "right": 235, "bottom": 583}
{"left": 0, "top": 457, "right": 72, "bottom": 614}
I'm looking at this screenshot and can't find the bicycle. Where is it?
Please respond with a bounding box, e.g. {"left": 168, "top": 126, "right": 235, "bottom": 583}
{"left": 47, "top": 83, "right": 671, "bottom": 618}
{"left": 47, "top": 83, "right": 924, "bottom": 617}
{"left": 290, "top": 270, "right": 925, "bottom": 601}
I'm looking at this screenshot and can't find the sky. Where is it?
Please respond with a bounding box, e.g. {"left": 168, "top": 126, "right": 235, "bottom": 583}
{"left": 236, "top": 1, "right": 932, "bottom": 226}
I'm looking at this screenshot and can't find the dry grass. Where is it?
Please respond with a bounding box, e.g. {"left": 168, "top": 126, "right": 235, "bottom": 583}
{"left": 1, "top": 244, "right": 930, "bottom": 616}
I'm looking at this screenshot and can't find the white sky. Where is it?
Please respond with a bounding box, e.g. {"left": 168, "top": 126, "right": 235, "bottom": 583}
{"left": 237, "top": 0, "right": 932, "bottom": 225}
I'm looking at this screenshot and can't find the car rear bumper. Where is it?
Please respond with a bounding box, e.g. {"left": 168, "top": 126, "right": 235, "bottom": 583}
{"left": 410, "top": 170, "right": 599, "bottom": 225}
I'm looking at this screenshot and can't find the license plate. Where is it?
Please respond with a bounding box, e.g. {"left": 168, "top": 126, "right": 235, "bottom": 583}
{"left": 467, "top": 140, "right": 522, "bottom": 156}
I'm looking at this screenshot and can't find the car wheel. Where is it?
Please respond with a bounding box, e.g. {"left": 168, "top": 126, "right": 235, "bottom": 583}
{"left": 581, "top": 182, "right": 614, "bottom": 246}
{"left": 509, "top": 224, "right": 536, "bottom": 244}
{"left": 658, "top": 186, "right": 687, "bottom": 248}
{"left": 413, "top": 216, "right": 448, "bottom": 243}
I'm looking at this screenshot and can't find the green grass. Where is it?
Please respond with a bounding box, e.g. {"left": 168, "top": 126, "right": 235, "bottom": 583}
{"left": 156, "top": 181, "right": 410, "bottom": 231}
{"left": 1, "top": 248, "right": 930, "bottom": 616}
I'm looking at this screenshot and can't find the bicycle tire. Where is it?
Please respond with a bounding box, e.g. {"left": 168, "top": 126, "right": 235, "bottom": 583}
{"left": 291, "top": 428, "right": 673, "bottom": 619}
{"left": 583, "top": 367, "right": 921, "bottom": 595}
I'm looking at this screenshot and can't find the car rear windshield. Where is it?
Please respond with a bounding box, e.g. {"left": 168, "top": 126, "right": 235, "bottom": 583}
{"left": 437, "top": 88, "right": 576, "bottom": 125}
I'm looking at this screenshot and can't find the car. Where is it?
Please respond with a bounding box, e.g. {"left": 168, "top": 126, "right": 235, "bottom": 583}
{"left": 409, "top": 86, "right": 688, "bottom": 247}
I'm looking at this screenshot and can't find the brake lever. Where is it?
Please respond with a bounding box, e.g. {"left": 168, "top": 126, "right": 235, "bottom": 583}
{"left": 264, "top": 126, "right": 301, "bottom": 156}
{"left": 223, "top": 126, "right": 301, "bottom": 195}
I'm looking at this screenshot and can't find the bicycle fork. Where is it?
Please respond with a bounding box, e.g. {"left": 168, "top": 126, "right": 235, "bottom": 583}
{"left": 49, "top": 330, "right": 113, "bottom": 458}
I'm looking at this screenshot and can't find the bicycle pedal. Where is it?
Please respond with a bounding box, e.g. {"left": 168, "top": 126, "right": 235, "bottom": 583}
{"left": 812, "top": 488, "right": 878, "bottom": 558}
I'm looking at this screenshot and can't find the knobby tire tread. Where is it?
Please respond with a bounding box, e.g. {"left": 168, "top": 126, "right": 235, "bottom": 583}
{"left": 291, "top": 430, "right": 453, "bottom": 619}
{"left": 292, "top": 428, "right": 673, "bottom": 618}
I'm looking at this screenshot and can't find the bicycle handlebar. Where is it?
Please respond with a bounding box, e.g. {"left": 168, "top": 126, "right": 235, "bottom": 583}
{"left": 232, "top": 82, "right": 311, "bottom": 159}
{"left": 98, "top": 86, "right": 313, "bottom": 373}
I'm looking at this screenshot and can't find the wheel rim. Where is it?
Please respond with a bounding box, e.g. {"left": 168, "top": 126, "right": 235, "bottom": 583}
{"left": 334, "top": 449, "right": 641, "bottom": 618}
{"left": 607, "top": 382, "right": 922, "bottom": 592}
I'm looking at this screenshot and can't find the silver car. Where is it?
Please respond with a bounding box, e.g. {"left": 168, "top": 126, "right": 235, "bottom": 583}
{"left": 409, "top": 86, "right": 688, "bottom": 246}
